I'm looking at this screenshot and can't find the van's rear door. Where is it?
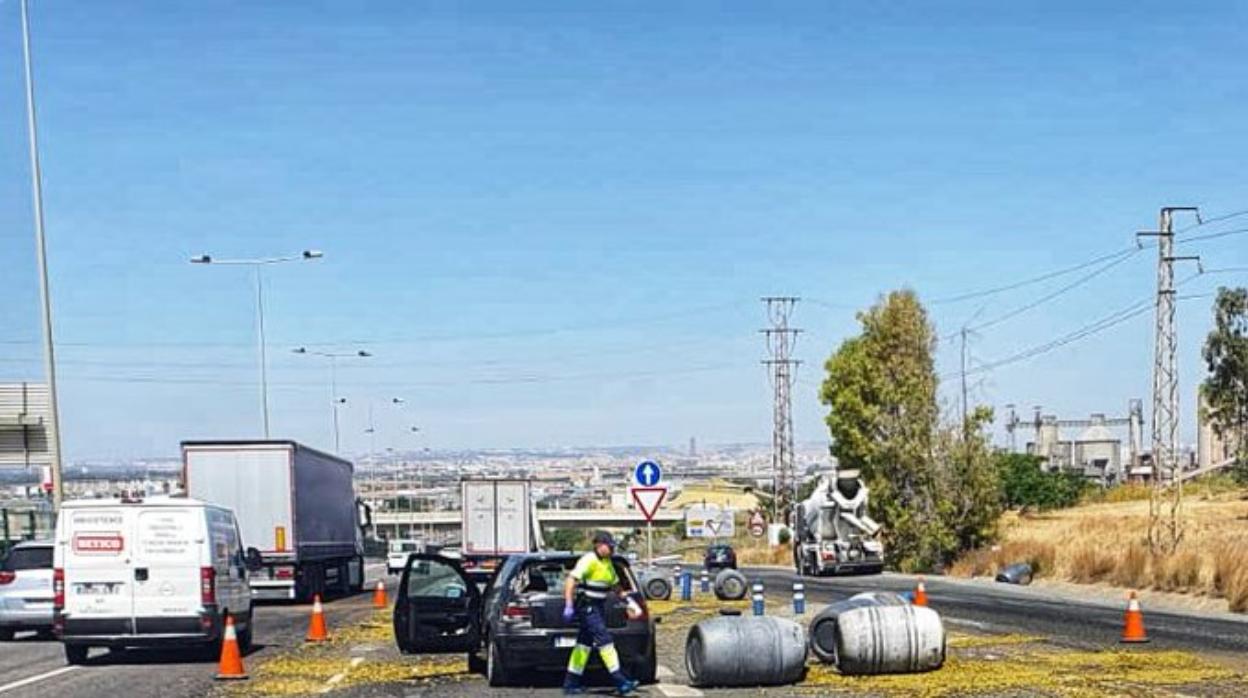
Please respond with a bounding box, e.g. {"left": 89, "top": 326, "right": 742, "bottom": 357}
{"left": 132, "top": 507, "right": 203, "bottom": 626}
{"left": 62, "top": 507, "right": 134, "bottom": 633}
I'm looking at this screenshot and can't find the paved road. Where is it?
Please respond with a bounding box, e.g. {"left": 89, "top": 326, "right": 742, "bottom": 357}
{"left": 748, "top": 568, "right": 1248, "bottom": 656}
{"left": 0, "top": 564, "right": 389, "bottom": 697}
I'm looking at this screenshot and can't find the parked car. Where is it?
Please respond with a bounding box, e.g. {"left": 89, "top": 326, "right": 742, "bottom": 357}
{"left": 703, "top": 544, "right": 737, "bottom": 571}
{"left": 393, "top": 552, "right": 656, "bottom": 687}
{"left": 0, "top": 541, "right": 54, "bottom": 640}
{"left": 387, "top": 539, "right": 424, "bottom": 576}
{"left": 54, "top": 497, "right": 261, "bottom": 664}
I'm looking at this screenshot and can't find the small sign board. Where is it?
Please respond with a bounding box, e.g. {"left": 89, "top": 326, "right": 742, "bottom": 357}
{"left": 634, "top": 460, "right": 662, "bottom": 487}
{"left": 630, "top": 486, "right": 667, "bottom": 522}
{"left": 748, "top": 510, "right": 766, "bottom": 537}
{"left": 684, "top": 505, "right": 736, "bottom": 539}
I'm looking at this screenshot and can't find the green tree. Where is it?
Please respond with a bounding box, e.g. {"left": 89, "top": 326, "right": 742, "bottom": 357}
{"left": 1202, "top": 287, "right": 1248, "bottom": 482}
{"left": 995, "top": 452, "right": 1088, "bottom": 510}
{"left": 820, "top": 290, "right": 952, "bottom": 571}
{"left": 937, "top": 406, "right": 1003, "bottom": 552}
{"left": 545, "top": 528, "right": 588, "bottom": 552}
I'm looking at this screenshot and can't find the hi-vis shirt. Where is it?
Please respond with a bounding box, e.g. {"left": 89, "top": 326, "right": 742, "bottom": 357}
{"left": 569, "top": 552, "right": 619, "bottom": 600}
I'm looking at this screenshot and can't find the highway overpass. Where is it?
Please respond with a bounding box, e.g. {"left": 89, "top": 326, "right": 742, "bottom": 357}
{"left": 372, "top": 508, "right": 683, "bottom": 539}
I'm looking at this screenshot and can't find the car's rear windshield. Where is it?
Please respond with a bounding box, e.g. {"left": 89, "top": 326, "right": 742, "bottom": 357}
{"left": 511, "top": 557, "right": 636, "bottom": 595}
{"left": 708, "top": 545, "right": 732, "bottom": 553}
{"left": 1, "top": 546, "right": 53, "bottom": 571}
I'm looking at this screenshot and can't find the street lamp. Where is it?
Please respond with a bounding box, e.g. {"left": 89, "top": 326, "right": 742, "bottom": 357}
{"left": 292, "top": 347, "right": 371, "bottom": 453}
{"left": 190, "top": 250, "right": 322, "bottom": 438}
{"left": 20, "top": 0, "right": 65, "bottom": 509}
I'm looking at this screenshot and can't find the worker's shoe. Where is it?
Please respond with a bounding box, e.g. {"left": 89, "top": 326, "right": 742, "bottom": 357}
{"left": 614, "top": 678, "right": 640, "bottom": 695}
{"left": 561, "top": 676, "right": 585, "bottom": 695}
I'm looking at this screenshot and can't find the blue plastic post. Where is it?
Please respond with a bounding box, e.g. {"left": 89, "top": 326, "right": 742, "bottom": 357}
{"left": 700, "top": 569, "right": 710, "bottom": 593}
{"left": 752, "top": 580, "right": 765, "bottom": 616}
{"left": 680, "top": 572, "right": 692, "bottom": 601}
{"left": 792, "top": 582, "right": 805, "bottom": 615}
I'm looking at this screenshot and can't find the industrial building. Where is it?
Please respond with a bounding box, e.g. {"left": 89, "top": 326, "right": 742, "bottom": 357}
{"left": 1009, "top": 400, "right": 1144, "bottom": 483}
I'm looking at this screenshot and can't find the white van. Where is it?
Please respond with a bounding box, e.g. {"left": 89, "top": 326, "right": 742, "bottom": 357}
{"left": 53, "top": 497, "right": 258, "bottom": 664}
{"left": 387, "top": 539, "right": 424, "bottom": 576}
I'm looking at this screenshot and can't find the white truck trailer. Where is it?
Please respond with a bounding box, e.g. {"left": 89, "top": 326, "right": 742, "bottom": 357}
{"left": 793, "top": 469, "right": 885, "bottom": 576}
{"left": 459, "top": 478, "right": 543, "bottom": 581}
{"left": 182, "top": 440, "right": 369, "bottom": 601}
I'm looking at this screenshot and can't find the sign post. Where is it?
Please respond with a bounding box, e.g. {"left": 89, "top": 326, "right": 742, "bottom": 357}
{"left": 630, "top": 461, "right": 665, "bottom": 565}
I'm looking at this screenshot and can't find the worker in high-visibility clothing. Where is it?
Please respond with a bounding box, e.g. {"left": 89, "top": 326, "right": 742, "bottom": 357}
{"left": 560, "top": 531, "right": 639, "bottom": 695}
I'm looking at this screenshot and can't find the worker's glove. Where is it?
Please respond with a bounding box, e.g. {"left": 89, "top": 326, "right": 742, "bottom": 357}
{"left": 562, "top": 603, "right": 576, "bottom": 623}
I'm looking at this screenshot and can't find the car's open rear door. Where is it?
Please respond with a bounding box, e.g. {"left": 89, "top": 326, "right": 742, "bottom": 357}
{"left": 393, "top": 554, "right": 481, "bottom": 654}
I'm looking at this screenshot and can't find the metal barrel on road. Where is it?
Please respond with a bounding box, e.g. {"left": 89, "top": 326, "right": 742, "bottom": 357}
{"left": 808, "top": 592, "right": 910, "bottom": 664}
{"left": 831, "top": 605, "right": 945, "bottom": 675}
{"left": 639, "top": 568, "right": 672, "bottom": 601}
{"left": 713, "top": 568, "right": 748, "bottom": 601}
{"left": 995, "top": 563, "right": 1034, "bottom": 585}
{"left": 685, "top": 616, "right": 807, "bottom": 687}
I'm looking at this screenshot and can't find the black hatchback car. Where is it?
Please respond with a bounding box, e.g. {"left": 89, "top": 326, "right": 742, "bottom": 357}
{"left": 393, "top": 552, "right": 656, "bottom": 687}
{"left": 703, "top": 544, "right": 737, "bottom": 571}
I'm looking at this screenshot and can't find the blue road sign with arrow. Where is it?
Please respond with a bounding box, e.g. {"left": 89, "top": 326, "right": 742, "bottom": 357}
{"left": 634, "top": 460, "right": 662, "bottom": 487}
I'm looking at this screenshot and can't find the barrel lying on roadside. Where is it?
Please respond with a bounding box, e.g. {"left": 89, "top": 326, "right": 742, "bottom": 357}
{"left": 816, "top": 604, "right": 946, "bottom": 675}
{"left": 808, "top": 591, "right": 909, "bottom": 664}
{"left": 640, "top": 571, "right": 672, "bottom": 601}
{"left": 995, "top": 563, "right": 1033, "bottom": 585}
{"left": 713, "top": 568, "right": 748, "bottom": 601}
{"left": 685, "top": 616, "right": 807, "bottom": 687}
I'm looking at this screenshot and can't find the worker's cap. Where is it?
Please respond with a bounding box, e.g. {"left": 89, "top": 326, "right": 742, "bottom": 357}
{"left": 592, "top": 531, "right": 616, "bottom": 548}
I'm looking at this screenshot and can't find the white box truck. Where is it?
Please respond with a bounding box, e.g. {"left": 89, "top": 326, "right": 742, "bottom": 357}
{"left": 182, "top": 440, "right": 369, "bottom": 601}
{"left": 53, "top": 497, "right": 257, "bottom": 665}
{"left": 459, "top": 479, "right": 541, "bottom": 581}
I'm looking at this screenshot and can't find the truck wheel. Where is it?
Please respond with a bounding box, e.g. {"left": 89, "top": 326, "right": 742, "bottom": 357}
{"left": 64, "top": 644, "right": 89, "bottom": 665}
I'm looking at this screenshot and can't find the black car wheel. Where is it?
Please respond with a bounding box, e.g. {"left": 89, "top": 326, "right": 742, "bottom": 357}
{"left": 64, "top": 644, "right": 89, "bottom": 665}
{"left": 486, "top": 638, "right": 510, "bottom": 687}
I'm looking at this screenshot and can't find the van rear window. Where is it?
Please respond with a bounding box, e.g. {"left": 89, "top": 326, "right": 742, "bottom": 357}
{"left": 1, "top": 547, "right": 52, "bottom": 571}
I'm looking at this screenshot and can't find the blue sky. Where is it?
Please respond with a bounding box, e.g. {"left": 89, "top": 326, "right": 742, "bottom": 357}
{"left": 1, "top": 1, "right": 1246, "bottom": 460}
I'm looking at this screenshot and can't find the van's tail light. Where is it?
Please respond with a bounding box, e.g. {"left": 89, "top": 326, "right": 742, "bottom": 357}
{"left": 274, "top": 566, "right": 295, "bottom": 580}
{"left": 53, "top": 568, "right": 65, "bottom": 608}
{"left": 200, "top": 567, "right": 216, "bottom": 605}
{"left": 501, "top": 602, "right": 531, "bottom": 621}
{"left": 0, "top": 571, "right": 14, "bottom": 585}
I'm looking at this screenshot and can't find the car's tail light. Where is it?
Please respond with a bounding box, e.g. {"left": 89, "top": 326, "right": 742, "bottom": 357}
{"left": 0, "top": 570, "right": 14, "bottom": 585}
{"left": 273, "top": 566, "right": 295, "bottom": 580}
{"left": 501, "top": 602, "right": 530, "bottom": 621}
{"left": 200, "top": 567, "right": 216, "bottom": 605}
{"left": 53, "top": 568, "right": 64, "bottom": 608}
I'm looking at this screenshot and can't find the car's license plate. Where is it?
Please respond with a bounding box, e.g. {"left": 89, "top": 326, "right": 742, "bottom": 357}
{"left": 554, "top": 636, "right": 576, "bottom": 648}
{"left": 75, "top": 583, "right": 121, "bottom": 595}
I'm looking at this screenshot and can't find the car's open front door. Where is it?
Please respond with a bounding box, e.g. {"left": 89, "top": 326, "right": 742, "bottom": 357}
{"left": 393, "top": 554, "right": 481, "bottom": 654}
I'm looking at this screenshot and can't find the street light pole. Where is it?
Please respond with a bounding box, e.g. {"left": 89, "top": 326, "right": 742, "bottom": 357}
{"left": 292, "top": 347, "right": 370, "bottom": 453}
{"left": 191, "top": 250, "right": 322, "bottom": 438}
{"left": 20, "top": 0, "right": 65, "bottom": 510}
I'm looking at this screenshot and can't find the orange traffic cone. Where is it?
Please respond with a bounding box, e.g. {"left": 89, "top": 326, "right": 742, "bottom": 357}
{"left": 214, "top": 614, "right": 248, "bottom": 680}
{"left": 1121, "top": 590, "right": 1149, "bottom": 643}
{"left": 372, "top": 580, "right": 388, "bottom": 609}
{"left": 913, "top": 577, "right": 929, "bottom": 607}
{"left": 306, "top": 594, "right": 329, "bottom": 642}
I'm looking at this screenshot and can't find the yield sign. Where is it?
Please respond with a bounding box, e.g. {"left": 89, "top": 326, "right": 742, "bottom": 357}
{"left": 630, "top": 486, "right": 667, "bottom": 522}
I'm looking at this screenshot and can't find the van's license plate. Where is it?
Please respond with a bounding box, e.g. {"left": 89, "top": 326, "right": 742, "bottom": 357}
{"left": 75, "top": 583, "right": 120, "bottom": 595}
{"left": 554, "top": 636, "right": 576, "bottom": 648}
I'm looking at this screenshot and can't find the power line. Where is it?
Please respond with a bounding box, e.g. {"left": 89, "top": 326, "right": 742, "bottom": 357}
{"left": 928, "top": 246, "right": 1141, "bottom": 305}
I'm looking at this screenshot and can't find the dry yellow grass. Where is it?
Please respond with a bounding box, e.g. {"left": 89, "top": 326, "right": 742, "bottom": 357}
{"left": 952, "top": 488, "right": 1248, "bottom": 613}
{"left": 949, "top": 540, "right": 1056, "bottom": 579}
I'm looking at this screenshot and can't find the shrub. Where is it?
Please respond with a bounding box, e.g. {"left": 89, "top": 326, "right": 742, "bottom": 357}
{"left": 1150, "top": 552, "right": 1201, "bottom": 593}
{"left": 1111, "top": 544, "right": 1149, "bottom": 589}
{"left": 1214, "top": 546, "right": 1248, "bottom": 596}
{"left": 1227, "top": 570, "right": 1248, "bottom": 613}
{"left": 949, "top": 547, "right": 995, "bottom": 577}
{"left": 1068, "top": 544, "right": 1115, "bottom": 583}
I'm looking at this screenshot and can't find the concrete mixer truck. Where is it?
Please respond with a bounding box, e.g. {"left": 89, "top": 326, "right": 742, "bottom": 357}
{"left": 793, "top": 469, "right": 884, "bottom": 576}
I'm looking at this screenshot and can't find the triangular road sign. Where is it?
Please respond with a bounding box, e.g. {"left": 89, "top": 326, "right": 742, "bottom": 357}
{"left": 630, "top": 486, "right": 667, "bottom": 522}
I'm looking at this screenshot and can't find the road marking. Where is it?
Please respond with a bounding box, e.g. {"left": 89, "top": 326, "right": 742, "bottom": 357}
{"left": 653, "top": 665, "right": 702, "bottom": 697}
{"left": 656, "top": 684, "right": 703, "bottom": 697}
{"left": 319, "top": 657, "right": 365, "bottom": 693}
{"left": 0, "top": 667, "right": 79, "bottom": 695}
{"left": 945, "top": 617, "right": 992, "bottom": 631}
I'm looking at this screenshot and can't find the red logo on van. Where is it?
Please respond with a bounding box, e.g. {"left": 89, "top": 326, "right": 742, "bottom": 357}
{"left": 73, "top": 533, "right": 125, "bottom": 554}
